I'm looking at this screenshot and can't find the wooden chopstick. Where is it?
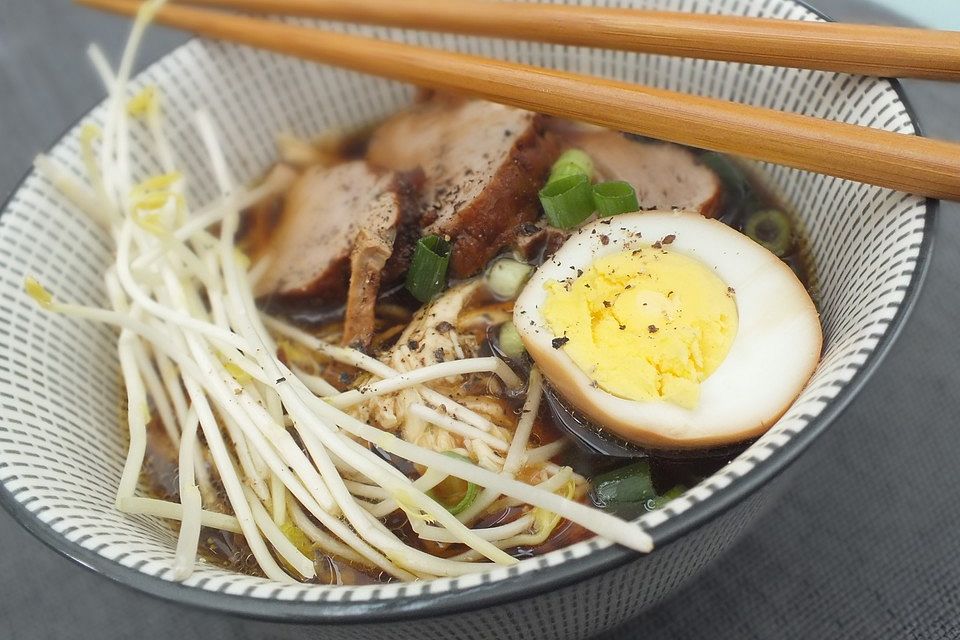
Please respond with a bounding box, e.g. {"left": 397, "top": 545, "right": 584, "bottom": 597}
{"left": 174, "top": 0, "right": 960, "bottom": 81}
{"left": 78, "top": 0, "right": 960, "bottom": 201}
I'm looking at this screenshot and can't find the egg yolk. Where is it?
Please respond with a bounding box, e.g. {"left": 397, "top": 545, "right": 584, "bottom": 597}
{"left": 542, "top": 246, "right": 738, "bottom": 409}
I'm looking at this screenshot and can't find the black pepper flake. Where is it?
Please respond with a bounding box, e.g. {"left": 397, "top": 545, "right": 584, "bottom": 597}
{"left": 600, "top": 218, "right": 613, "bottom": 225}
{"left": 727, "top": 287, "right": 736, "bottom": 295}
{"left": 619, "top": 324, "right": 626, "bottom": 331}
{"left": 349, "top": 340, "right": 369, "bottom": 354}
{"left": 407, "top": 339, "right": 420, "bottom": 351}
{"left": 275, "top": 377, "right": 286, "bottom": 384}
{"left": 519, "top": 222, "right": 539, "bottom": 236}
{"left": 603, "top": 300, "right": 612, "bottom": 308}
{"left": 435, "top": 321, "right": 454, "bottom": 333}
{"left": 433, "top": 348, "right": 445, "bottom": 363}
{"left": 662, "top": 234, "right": 676, "bottom": 245}
{"left": 648, "top": 325, "right": 659, "bottom": 333}
{"left": 551, "top": 336, "right": 570, "bottom": 349}
{"left": 600, "top": 235, "right": 610, "bottom": 246}
{"left": 625, "top": 284, "right": 633, "bottom": 289}
{"left": 576, "top": 269, "right": 583, "bottom": 277}
{"left": 584, "top": 284, "right": 590, "bottom": 288}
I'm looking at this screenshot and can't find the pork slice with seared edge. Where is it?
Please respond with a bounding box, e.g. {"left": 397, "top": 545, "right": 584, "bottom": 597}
{"left": 562, "top": 129, "right": 724, "bottom": 218}
{"left": 254, "top": 161, "right": 423, "bottom": 348}
{"left": 367, "top": 96, "right": 560, "bottom": 278}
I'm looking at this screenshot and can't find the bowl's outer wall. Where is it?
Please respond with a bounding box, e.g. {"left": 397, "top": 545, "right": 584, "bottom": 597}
{"left": 231, "top": 488, "right": 775, "bottom": 640}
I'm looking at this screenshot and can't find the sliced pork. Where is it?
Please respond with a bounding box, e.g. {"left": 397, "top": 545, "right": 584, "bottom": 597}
{"left": 563, "top": 130, "right": 724, "bottom": 218}
{"left": 254, "top": 161, "right": 422, "bottom": 310}
{"left": 367, "top": 97, "right": 560, "bottom": 278}
{"left": 236, "top": 164, "right": 299, "bottom": 261}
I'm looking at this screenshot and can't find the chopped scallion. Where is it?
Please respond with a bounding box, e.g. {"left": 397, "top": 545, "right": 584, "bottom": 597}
{"left": 429, "top": 452, "right": 480, "bottom": 515}
{"left": 647, "top": 485, "right": 686, "bottom": 511}
{"left": 405, "top": 235, "right": 452, "bottom": 303}
{"left": 592, "top": 461, "right": 656, "bottom": 506}
{"left": 591, "top": 461, "right": 686, "bottom": 518}
{"left": 485, "top": 258, "right": 534, "bottom": 300}
{"left": 497, "top": 321, "right": 526, "bottom": 360}
{"left": 550, "top": 162, "right": 586, "bottom": 182}
{"left": 593, "top": 181, "right": 640, "bottom": 217}
{"left": 549, "top": 148, "right": 594, "bottom": 183}
{"left": 744, "top": 209, "right": 793, "bottom": 257}
{"left": 539, "top": 174, "right": 595, "bottom": 229}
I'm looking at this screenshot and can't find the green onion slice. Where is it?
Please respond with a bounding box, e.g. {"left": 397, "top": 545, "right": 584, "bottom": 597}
{"left": 549, "top": 162, "right": 586, "bottom": 182}
{"left": 485, "top": 258, "right": 534, "bottom": 300}
{"left": 429, "top": 452, "right": 480, "bottom": 515}
{"left": 743, "top": 208, "right": 793, "bottom": 257}
{"left": 592, "top": 461, "right": 656, "bottom": 506}
{"left": 592, "top": 461, "right": 686, "bottom": 516}
{"left": 497, "top": 321, "right": 526, "bottom": 360}
{"left": 405, "top": 235, "right": 451, "bottom": 303}
{"left": 593, "top": 181, "right": 640, "bottom": 217}
{"left": 647, "top": 485, "right": 686, "bottom": 511}
{"left": 539, "top": 174, "right": 595, "bottom": 229}
{"left": 549, "top": 148, "right": 594, "bottom": 183}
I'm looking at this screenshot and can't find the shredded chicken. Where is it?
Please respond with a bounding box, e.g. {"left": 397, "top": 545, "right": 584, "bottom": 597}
{"left": 389, "top": 282, "right": 480, "bottom": 374}
{"left": 352, "top": 282, "right": 514, "bottom": 458}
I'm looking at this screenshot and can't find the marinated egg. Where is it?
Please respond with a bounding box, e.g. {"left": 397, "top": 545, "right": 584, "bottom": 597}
{"left": 513, "top": 211, "right": 822, "bottom": 449}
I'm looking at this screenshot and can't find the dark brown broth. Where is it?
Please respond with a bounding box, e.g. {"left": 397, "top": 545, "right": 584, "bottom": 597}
{"left": 142, "top": 418, "right": 265, "bottom": 577}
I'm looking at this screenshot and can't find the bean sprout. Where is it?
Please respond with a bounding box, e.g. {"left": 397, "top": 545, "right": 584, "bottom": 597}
{"left": 23, "top": 3, "right": 654, "bottom": 583}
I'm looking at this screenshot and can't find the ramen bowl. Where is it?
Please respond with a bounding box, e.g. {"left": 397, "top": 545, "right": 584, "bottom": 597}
{"left": 0, "top": 0, "right": 934, "bottom": 638}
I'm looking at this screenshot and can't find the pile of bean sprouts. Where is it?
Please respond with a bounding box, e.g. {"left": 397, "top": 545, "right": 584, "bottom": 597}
{"left": 26, "top": 0, "right": 653, "bottom": 583}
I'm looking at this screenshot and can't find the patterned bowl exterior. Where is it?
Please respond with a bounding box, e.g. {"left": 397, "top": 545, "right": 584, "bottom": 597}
{"left": 0, "top": 0, "right": 933, "bottom": 636}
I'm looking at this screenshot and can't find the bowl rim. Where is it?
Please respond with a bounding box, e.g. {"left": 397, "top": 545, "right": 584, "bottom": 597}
{"left": 0, "top": 0, "right": 938, "bottom": 626}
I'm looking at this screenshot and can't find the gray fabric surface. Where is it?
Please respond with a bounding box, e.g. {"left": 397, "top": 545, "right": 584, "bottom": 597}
{"left": 1, "top": 1, "right": 958, "bottom": 638}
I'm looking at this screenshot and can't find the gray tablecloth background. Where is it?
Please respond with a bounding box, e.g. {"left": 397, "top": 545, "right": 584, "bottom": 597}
{"left": 2, "top": 1, "right": 959, "bottom": 638}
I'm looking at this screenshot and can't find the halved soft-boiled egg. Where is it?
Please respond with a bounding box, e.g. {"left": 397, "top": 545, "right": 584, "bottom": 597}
{"left": 513, "top": 210, "right": 822, "bottom": 449}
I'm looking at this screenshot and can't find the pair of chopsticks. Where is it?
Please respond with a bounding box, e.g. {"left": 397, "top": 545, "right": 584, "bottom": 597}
{"left": 79, "top": 0, "right": 960, "bottom": 201}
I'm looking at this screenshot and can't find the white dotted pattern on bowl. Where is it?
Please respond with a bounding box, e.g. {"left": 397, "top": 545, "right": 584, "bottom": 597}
{"left": 0, "top": 0, "right": 927, "bottom": 604}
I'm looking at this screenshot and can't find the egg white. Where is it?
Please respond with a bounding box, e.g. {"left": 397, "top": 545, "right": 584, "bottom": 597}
{"left": 513, "top": 210, "right": 822, "bottom": 449}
